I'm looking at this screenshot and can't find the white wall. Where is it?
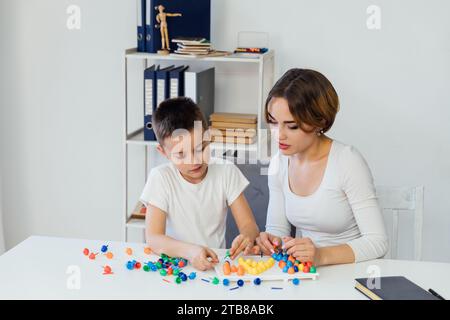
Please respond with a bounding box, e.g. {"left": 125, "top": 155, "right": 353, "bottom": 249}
{"left": 1, "top": 0, "right": 449, "bottom": 262}
{"left": 0, "top": 0, "right": 135, "bottom": 245}
{"left": 211, "top": 0, "right": 450, "bottom": 262}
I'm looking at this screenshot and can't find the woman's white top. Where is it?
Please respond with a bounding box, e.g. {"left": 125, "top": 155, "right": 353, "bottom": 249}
{"left": 266, "top": 140, "right": 388, "bottom": 262}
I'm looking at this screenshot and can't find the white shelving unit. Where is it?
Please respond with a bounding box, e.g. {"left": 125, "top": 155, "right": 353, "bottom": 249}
{"left": 123, "top": 48, "right": 275, "bottom": 241}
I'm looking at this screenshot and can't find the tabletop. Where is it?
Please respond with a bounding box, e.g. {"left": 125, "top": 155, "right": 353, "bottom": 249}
{"left": 0, "top": 236, "right": 449, "bottom": 300}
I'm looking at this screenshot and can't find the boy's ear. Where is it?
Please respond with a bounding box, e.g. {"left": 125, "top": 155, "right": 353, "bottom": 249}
{"left": 156, "top": 144, "right": 168, "bottom": 158}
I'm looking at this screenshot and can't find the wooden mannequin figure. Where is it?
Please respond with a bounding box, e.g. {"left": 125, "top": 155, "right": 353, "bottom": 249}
{"left": 156, "top": 5, "right": 182, "bottom": 55}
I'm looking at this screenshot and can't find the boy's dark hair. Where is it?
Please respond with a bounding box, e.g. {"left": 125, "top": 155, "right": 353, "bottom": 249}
{"left": 153, "top": 97, "right": 208, "bottom": 143}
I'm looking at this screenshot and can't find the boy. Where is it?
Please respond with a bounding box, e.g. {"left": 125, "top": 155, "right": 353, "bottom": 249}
{"left": 140, "top": 97, "right": 259, "bottom": 271}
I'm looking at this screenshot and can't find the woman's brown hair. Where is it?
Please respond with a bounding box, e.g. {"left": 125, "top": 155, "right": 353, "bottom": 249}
{"left": 265, "top": 69, "right": 339, "bottom": 134}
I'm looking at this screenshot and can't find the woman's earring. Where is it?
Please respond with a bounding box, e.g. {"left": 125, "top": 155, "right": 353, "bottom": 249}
{"left": 316, "top": 128, "right": 323, "bottom": 136}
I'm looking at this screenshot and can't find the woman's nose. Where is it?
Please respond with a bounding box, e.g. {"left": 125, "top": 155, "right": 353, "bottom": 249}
{"left": 277, "top": 127, "right": 287, "bottom": 140}
{"left": 270, "top": 127, "right": 286, "bottom": 142}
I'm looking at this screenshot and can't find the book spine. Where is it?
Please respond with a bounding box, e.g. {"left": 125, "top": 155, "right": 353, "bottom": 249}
{"left": 211, "top": 122, "right": 257, "bottom": 129}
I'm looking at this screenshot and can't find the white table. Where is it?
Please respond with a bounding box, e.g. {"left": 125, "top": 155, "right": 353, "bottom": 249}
{"left": 0, "top": 236, "right": 448, "bottom": 300}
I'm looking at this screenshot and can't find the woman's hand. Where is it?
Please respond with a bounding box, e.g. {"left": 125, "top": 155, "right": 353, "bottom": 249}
{"left": 255, "top": 232, "right": 282, "bottom": 256}
{"left": 186, "top": 245, "right": 219, "bottom": 271}
{"left": 282, "top": 236, "right": 321, "bottom": 265}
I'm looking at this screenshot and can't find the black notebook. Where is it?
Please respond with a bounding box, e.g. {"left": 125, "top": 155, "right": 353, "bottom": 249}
{"left": 355, "top": 276, "right": 439, "bottom": 300}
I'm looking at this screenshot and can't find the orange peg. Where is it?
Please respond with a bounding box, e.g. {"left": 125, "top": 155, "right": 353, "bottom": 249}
{"left": 223, "top": 261, "right": 231, "bottom": 275}
{"left": 237, "top": 265, "right": 245, "bottom": 276}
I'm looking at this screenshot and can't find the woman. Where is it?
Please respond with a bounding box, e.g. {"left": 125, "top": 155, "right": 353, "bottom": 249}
{"left": 256, "top": 69, "right": 388, "bottom": 266}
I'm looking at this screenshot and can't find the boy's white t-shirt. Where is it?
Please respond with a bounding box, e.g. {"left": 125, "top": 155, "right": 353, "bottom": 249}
{"left": 140, "top": 158, "right": 249, "bottom": 249}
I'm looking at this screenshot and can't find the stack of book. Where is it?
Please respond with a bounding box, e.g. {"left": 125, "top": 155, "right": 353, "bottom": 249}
{"left": 172, "top": 38, "right": 212, "bottom": 55}
{"left": 131, "top": 201, "right": 146, "bottom": 220}
{"left": 171, "top": 37, "right": 231, "bottom": 58}
{"left": 209, "top": 113, "right": 257, "bottom": 145}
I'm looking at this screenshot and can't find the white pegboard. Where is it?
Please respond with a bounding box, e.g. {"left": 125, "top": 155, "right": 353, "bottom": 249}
{"left": 214, "top": 254, "right": 319, "bottom": 282}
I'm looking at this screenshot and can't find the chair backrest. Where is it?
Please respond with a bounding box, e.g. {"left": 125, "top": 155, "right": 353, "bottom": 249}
{"left": 224, "top": 161, "right": 425, "bottom": 261}
{"left": 376, "top": 186, "right": 424, "bottom": 261}
{"left": 225, "top": 163, "right": 269, "bottom": 247}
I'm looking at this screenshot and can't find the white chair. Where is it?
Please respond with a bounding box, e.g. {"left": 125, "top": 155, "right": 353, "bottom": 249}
{"left": 376, "top": 186, "right": 424, "bottom": 261}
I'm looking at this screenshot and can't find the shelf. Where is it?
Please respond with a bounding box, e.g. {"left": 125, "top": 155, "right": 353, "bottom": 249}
{"left": 125, "top": 48, "right": 274, "bottom": 64}
{"left": 123, "top": 46, "right": 275, "bottom": 241}
{"left": 126, "top": 217, "right": 145, "bottom": 229}
{"left": 126, "top": 128, "right": 258, "bottom": 153}
{"left": 126, "top": 128, "right": 159, "bottom": 146}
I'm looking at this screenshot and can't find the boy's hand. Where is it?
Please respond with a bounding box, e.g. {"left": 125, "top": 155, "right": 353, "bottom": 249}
{"left": 187, "top": 245, "right": 219, "bottom": 271}
{"left": 255, "top": 232, "right": 282, "bottom": 256}
{"left": 229, "top": 234, "right": 256, "bottom": 259}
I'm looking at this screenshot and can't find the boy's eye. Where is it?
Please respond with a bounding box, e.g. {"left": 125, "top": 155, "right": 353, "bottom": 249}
{"left": 196, "top": 142, "right": 209, "bottom": 153}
